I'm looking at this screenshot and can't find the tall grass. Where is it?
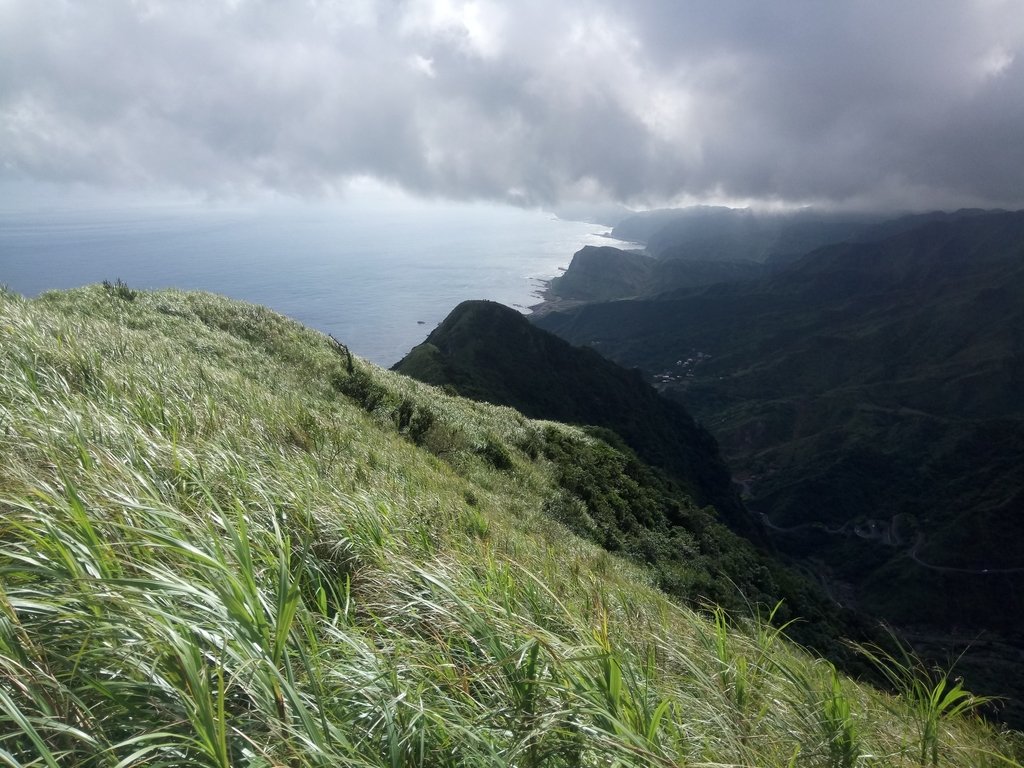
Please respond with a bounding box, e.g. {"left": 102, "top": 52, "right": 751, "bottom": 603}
{"left": 856, "top": 639, "right": 995, "bottom": 767}
{"left": 0, "top": 286, "right": 1019, "bottom": 766}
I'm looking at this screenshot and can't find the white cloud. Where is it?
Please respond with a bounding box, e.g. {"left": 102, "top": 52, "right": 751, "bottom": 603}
{"left": 979, "top": 46, "right": 1014, "bottom": 79}
{"left": 412, "top": 54, "right": 437, "bottom": 77}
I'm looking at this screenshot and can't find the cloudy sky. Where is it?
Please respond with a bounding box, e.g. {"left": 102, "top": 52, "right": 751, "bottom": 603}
{"left": 3, "top": 0, "right": 1024, "bottom": 211}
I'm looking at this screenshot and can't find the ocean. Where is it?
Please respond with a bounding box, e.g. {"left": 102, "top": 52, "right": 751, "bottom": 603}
{"left": 0, "top": 199, "right": 608, "bottom": 365}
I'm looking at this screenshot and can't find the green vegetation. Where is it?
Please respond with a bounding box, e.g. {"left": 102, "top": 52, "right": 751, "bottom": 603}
{"left": 1, "top": 285, "right": 1020, "bottom": 766}
{"left": 856, "top": 641, "right": 994, "bottom": 768}
{"left": 533, "top": 425, "right": 866, "bottom": 657}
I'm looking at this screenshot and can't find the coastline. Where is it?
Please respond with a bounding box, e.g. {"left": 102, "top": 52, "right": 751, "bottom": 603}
{"left": 596, "top": 231, "right": 648, "bottom": 249}
{"left": 527, "top": 280, "right": 586, "bottom": 318}
{"left": 527, "top": 231, "right": 646, "bottom": 318}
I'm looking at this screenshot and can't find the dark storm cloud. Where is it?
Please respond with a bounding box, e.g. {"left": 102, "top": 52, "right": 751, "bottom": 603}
{"left": 2, "top": 0, "right": 1023, "bottom": 209}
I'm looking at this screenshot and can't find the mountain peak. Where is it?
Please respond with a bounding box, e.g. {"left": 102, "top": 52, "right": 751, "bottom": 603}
{"left": 396, "top": 300, "right": 755, "bottom": 536}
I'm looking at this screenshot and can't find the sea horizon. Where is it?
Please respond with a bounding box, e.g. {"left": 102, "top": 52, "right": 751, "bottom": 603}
{"left": 0, "top": 198, "right": 616, "bottom": 366}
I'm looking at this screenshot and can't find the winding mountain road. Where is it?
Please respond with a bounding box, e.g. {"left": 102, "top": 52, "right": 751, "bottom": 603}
{"left": 760, "top": 512, "right": 1024, "bottom": 576}
{"left": 908, "top": 536, "right": 1024, "bottom": 576}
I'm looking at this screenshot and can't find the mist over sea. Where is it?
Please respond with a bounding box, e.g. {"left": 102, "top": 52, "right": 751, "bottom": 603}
{"left": 0, "top": 199, "right": 608, "bottom": 365}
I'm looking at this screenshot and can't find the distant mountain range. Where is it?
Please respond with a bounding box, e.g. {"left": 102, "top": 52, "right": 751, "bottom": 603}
{"left": 541, "top": 207, "right": 906, "bottom": 308}
{"left": 537, "top": 209, "right": 1024, "bottom": 620}
{"left": 546, "top": 208, "right": 1021, "bottom": 311}
{"left": 609, "top": 206, "right": 885, "bottom": 263}
{"left": 532, "top": 207, "right": 1024, "bottom": 722}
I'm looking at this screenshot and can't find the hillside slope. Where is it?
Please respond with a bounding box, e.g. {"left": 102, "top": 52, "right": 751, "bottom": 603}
{"left": 1, "top": 285, "right": 1020, "bottom": 766}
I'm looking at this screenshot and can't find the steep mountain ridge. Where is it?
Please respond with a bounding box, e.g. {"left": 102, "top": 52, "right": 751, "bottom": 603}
{"left": 394, "top": 300, "right": 892, "bottom": 656}
{"left": 394, "top": 299, "right": 748, "bottom": 533}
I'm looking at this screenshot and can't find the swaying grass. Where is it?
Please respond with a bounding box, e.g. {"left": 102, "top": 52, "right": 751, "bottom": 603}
{"left": 0, "top": 285, "right": 1021, "bottom": 766}
{"left": 820, "top": 664, "right": 861, "bottom": 768}
{"left": 855, "top": 639, "right": 996, "bottom": 767}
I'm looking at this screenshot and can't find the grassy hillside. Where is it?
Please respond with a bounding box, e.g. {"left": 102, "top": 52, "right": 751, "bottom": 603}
{"left": 1, "top": 285, "right": 1020, "bottom": 766}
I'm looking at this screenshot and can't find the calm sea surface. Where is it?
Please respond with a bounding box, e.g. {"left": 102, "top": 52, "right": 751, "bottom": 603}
{"left": 0, "top": 201, "right": 609, "bottom": 365}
